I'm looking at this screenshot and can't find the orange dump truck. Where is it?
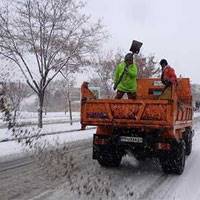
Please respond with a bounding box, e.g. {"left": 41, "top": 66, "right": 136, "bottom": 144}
{"left": 81, "top": 78, "right": 194, "bottom": 174}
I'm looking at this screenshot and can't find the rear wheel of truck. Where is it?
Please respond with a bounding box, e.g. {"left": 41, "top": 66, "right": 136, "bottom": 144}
{"left": 97, "top": 153, "right": 122, "bottom": 167}
{"left": 185, "top": 128, "right": 192, "bottom": 156}
{"left": 134, "top": 153, "right": 146, "bottom": 161}
{"left": 160, "top": 141, "right": 185, "bottom": 175}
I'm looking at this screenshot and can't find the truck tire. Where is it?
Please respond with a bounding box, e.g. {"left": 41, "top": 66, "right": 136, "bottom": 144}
{"left": 134, "top": 153, "right": 146, "bottom": 161}
{"left": 97, "top": 153, "right": 122, "bottom": 167}
{"left": 185, "top": 130, "right": 192, "bottom": 156}
{"left": 160, "top": 141, "right": 185, "bottom": 175}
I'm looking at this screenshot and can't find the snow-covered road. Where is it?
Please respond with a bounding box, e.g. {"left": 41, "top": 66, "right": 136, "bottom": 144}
{"left": 0, "top": 114, "right": 199, "bottom": 200}
{"left": 30, "top": 117, "right": 200, "bottom": 200}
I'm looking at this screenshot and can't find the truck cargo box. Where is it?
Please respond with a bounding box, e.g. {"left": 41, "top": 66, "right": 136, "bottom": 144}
{"left": 81, "top": 78, "right": 193, "bottom": 130}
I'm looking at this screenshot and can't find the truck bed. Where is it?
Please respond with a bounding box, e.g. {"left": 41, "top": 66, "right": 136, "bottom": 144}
{"left": 81, "top": 99, "right": 192, "bottom": 129}
{"left": 81, "top": 78, "right": 193, "bottom": 130}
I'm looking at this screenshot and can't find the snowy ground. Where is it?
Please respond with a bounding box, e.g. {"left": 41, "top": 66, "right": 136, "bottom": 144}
{"left": 18, "top": 111, "right": 80, "bottom": 122}
{"left": 0, "top": 112, "right": 86, "bottom": 159}
{"left": 0, "top": 122, "right": 82, "bottom": 141}
{"left": 0, "top": 113, "right": 200, "bottom": 199}
{"left": 0, "top": 111, "right": 80, "bottom": 119}
{"left": 0, "top": 112, "right": 199, "bottom": 159}
{"left": 0, "top": 122, "right": 94, "bottom": 158}
{"left": 0, "top": 112, "right": 80, "bottom": 126}
{"left": 194, "top": 111, "right": 200, "bottom": 118}
{"left": 30, "top": 115, "right": 200, "bottom": 200}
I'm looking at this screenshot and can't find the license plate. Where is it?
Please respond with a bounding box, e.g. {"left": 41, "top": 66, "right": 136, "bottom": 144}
{"left": 120, "top": 136, "right": 143, "bottom": 143}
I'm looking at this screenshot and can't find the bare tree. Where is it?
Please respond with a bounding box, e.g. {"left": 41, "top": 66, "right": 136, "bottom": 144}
{"left": 136, "top": 54, "right": 160, "bottom": 78}
{"left": 0, "top": 0, "right": 106, "bottom": 127}
{"left": 43, "top": 89, "right": 50, "bottom": 115}
{"left": 5, "top": 81, "right": 30, "bottom": 126}
{"left": 59, "top": 71, "right": 75, "bottom": 125}
{"left": 90, "top": 51, "right": 123, "bottom": 98}
{"left": 0, "top": 82, "right": 12, "bottom": 126}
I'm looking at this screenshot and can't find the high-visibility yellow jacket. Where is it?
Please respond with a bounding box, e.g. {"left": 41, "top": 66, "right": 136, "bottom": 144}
{"left": 114, "top": 62, "right": 138, "bottom": 93}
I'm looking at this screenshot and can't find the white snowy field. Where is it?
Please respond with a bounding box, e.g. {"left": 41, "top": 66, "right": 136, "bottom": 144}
{"left": 0, "top": 128, "right": 95, "bottom": 159}
{"left": 194, "top": 111, "right": 200, "bottom": 118}
{"left": 0, "top": 111, "right": 80, "bottom": 119}
{"left": 0, "top": 112, "right": 80, "bottom": 126}
{"left": 0, "top": 111, "right": 199, "bottom": 160}
{"left": 0, "top": 122, "right": 95, "bottom": 158}
{"left": 0, "top": 122, "right": 83, "bottom": 141}
{"left": 0, "top": 111, "right": 87, "bottom": 159}
{"left": 19, "top": 112, "right": 80, "bottom": 119}
{"left": 0, "top": 113, "right": 200, "bottom": 200}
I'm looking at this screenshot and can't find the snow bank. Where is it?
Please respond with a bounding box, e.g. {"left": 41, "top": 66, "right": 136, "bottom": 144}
{"left": 0, "top": 122, "right": 94, "bottom": 160}
{"left": 194, "top": 111, "right": 200, "bottom": 118}
{"left": 0, "top": 111, "right": 200, "bottom": 161}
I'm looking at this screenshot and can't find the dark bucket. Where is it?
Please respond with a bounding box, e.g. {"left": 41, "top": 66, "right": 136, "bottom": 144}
{"left": 130, "top": 40, "right": 143, "bottom": 54}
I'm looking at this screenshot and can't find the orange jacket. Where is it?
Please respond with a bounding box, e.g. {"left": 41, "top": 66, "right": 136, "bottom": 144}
{"left": 81, "top": 82, "right": 96, "bottom": 100}
{"left": 161, "top": 65, "right": 177, "bottom": 86}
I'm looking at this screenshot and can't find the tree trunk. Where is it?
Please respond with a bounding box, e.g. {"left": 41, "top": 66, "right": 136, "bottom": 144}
{"left": 8, "top": 109, "right": 17, "bottom": 129}
{"left": 67, "top": 91, "right": 73, "bottom": 125}
{"left": 68, "top": 99, "right": 72, "bottom": 125}
{"left": 38, "top": 92, "right": 44, "bottom": 128}
{"left": 64, "top": 101, "right": 68, "bottom": 115}
{"left": 44, "top": 107, "right": 47, "bottom": 115}
{"left": 13, "top": 110, "right": 17, "bottom": 125}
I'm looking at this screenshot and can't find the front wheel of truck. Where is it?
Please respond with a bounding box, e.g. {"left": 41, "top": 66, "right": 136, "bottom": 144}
{"left": 97, "top": 153, "right": 122, "bottom": 167}
{"left": 160, "top": 141, "right": 186, "bottom": 175}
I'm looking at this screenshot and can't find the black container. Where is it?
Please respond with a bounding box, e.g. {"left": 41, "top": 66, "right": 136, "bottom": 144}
{"left": 130, "top": 40, "right": 143, "bottom": 54}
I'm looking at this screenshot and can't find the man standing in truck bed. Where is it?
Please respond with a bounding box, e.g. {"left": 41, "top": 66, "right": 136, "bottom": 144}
{"left": 159, "top": 59, "right": 178, "bottom": 100}
{"left": 160, "top": 59, "right": 177, "bottom": 88}
{"left": 114, "top": 53, "right": 138, "bottom": 99}
{"left": 114, "top": 40, "right": 142, "bottom": 99}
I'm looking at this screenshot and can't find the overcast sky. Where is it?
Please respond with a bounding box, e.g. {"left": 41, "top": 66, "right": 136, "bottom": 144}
{"left": 84, "top": 0, "right": 200, "bottom": 84}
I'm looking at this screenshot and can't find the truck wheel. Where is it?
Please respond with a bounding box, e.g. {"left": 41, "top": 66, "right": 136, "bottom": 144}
{"left": 160, "top": 141, "right": 185, "bottom": 175}
{"left": 134, "top": 153, "right": 146, "bottom": 161}
{"left": 185, "top": 130, "right": 192, "bottom": 156}
{"left": 97, "top": 153, "right": 122, "bottom": 167}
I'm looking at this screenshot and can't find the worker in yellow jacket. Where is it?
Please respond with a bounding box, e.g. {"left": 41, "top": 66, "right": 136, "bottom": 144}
{"left": 114, "top": 53, "right": 138, "bottom": 99}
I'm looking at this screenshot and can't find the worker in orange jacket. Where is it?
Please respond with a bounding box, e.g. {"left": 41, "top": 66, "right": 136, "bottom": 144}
{"left": 80, "top": 81, "right": 96, "bottom": 130}
{"left": 160, "top": 59, "right": 177, "bottom": 88}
